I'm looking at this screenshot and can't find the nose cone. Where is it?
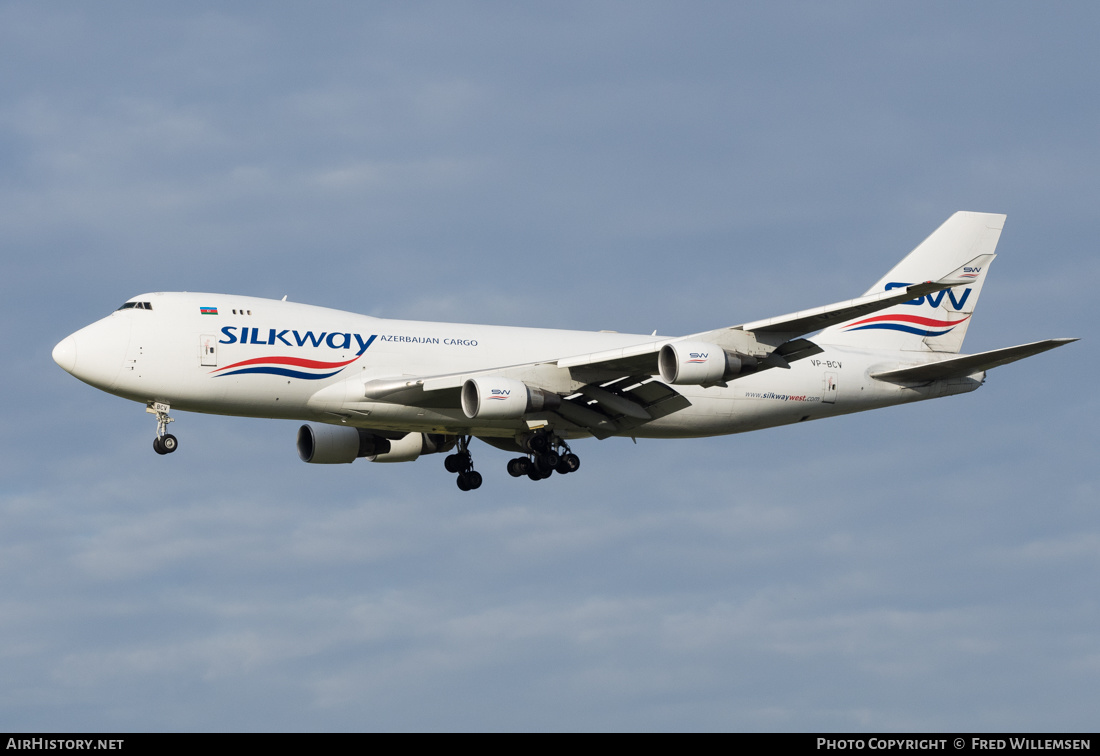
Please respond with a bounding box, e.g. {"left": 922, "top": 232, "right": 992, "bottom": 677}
{"left": 53, "top": 335, "right": 77, "bottom": 374}
{"left": 53, "top": 316, "right": 131, "bottom": 391}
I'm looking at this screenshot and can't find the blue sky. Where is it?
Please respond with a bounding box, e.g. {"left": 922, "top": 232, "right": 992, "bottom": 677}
{"left": 1, "top": 1, "right": 1097, "bottom": 731}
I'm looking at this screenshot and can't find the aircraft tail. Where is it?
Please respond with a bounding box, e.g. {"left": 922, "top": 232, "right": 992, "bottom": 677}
{"left": 816, "top": 211, "right": 1005, "bottom": 353}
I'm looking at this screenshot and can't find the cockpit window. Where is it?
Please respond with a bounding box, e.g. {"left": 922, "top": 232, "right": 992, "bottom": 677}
{"left": 116, "top": 301, "right": 153, "bottom": 311}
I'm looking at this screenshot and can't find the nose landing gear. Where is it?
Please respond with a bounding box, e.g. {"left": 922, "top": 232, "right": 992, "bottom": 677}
{"left": 147, "top": 401, "right": 178, "bottom": 455}
{"left": 444, "top": 435, "right": 482, "bottom": 491}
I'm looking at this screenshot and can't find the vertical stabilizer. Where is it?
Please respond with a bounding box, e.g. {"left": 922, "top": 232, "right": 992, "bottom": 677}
{"left": 817, "top": 211, "right": 1004, "bottom": 353}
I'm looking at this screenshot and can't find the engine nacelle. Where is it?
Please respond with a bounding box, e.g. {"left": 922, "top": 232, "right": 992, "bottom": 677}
{"left": 297, "top": 425, "right": 455, "bottom": 464}
{"left": 460, "top": 377, "right": 561, "bottom": 420}
{"left": 368, "top": 432, "right": 456, "bottom": 463}
{"left": 297, "top": 424, "right": 376, "bottom": 464}
{"left": 658, "top": 341, "right": 748, "bottom": 385}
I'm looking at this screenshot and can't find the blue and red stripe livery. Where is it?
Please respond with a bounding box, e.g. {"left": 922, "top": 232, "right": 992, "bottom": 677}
{"left": 843, "top": 313, "right": 970, "bottom": 338}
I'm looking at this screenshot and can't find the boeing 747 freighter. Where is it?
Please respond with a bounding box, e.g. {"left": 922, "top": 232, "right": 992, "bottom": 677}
{"left": 53, "top": 212, "right": 1075, "bottom": 490}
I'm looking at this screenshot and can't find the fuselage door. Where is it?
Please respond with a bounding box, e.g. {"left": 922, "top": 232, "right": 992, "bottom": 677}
{"left": 823, "top": 371, "right": 838, "bottom": 404}
{"left": 200, "top": 334, "right": 218, "bottom": 367}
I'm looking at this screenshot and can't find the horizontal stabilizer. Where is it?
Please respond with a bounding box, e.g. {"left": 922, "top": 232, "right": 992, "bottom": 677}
{"left": 871, "top": 338, "right": 1078, "bottom": 384}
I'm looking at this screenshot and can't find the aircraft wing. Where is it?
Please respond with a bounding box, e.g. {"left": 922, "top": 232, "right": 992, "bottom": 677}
{"left": 357, "top": 362, "right": 690, "bottom": 439}
{"left": 692, "top": 253, "right": 996, "bottom": 349}
{"left": 551, "top": 375, "right": 692, "bottom": 439}
{"left": 553, "top": 253, "right": 995, "bottom": 374}
{"left": 338, "top": 255, "right": 996, "bottom": 438}
{"left": 554, "top": 340, "right": 666, "bottom": 375}
{"left": 870, "top": 338, "right": 1078, "bottom": 384}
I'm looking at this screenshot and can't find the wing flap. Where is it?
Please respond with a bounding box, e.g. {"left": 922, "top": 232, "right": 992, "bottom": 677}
{"left": 555, "top": 376, "right": 691, "bottom": 438}
{"left": 871, "top": 338, "right": 1078, "bottom": 384}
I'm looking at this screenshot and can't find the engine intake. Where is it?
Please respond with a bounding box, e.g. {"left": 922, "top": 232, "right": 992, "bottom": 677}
{"left": 658, "top": 341, "right": 753, "bottom": 385}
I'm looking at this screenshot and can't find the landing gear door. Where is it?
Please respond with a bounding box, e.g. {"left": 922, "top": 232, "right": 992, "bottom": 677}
{"left": 200, "top": 334, "right": 218, "bottom": 367}
{"left": 823, "top": 371, "right": 838, "bottom": 404}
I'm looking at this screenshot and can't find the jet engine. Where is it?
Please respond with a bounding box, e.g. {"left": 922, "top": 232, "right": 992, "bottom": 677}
{"left": 297, "top": 424, "right": 455, "bottom": 464}
{"left": 658, "top": 341, "right": 752, "bottom": 385}
{"left": 460, "top": 377, "right": 561, "bottom": 420}
{"left": 368, "top": 432, "right": 456, "bottom": 463}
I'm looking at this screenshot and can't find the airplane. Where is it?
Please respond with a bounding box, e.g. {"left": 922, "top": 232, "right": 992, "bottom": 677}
{"left": 52, "top": 211, "right": 1076, "bottom": 491}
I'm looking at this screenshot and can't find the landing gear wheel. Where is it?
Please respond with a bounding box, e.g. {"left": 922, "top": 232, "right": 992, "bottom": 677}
{"left": 160, "top": 434, "right": 178, "bottom": 454}
{"left": 456, "top": 470, "right": 483, "bottom": 491}
{"left": 507, "top": 457, "right": 531, "bottom": 477}
{"left": 451, "top": 436, "right": 480, "bottom": 491}
{"left": 517, "top": 429, "right": 582, "bottom": 481}
{"left": 153, "top": 437, "right": 168, "bottom": 455}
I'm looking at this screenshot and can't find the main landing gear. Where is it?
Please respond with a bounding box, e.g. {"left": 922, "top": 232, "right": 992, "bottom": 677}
{"left": 444, "top": 435, "right": 482, "bottom": 491}
{"left": 443, "top": 431, "right": 580, "bottom": 490}
{"left": 507, "top": 429, "right": 580, "bottom": 482}
{"left": 147, "top": 401, "right": 178, "bottom": 456}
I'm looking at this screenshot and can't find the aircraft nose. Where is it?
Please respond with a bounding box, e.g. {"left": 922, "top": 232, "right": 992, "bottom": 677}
{"left": 53, "top": 316, "right": 130, "bottom": 390}
{"left": 53, "top": 335, "right": 77, "bottom": 374}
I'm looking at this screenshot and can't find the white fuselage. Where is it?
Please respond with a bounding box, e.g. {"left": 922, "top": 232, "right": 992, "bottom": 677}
{"left": 54, "top": 292, "right": 981, "bottom": 442}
